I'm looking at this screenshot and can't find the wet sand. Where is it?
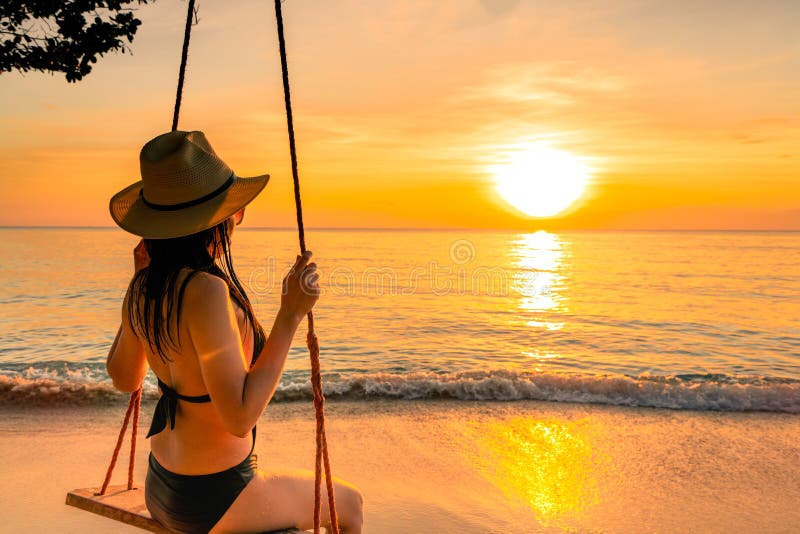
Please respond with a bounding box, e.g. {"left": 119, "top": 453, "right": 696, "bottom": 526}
{"left": 1, "top": 399, "right": 798, "bottom": 533}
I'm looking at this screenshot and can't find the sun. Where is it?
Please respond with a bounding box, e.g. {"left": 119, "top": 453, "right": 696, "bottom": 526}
{"left": 491, "top": 146, "right": 591, "bottom": 218}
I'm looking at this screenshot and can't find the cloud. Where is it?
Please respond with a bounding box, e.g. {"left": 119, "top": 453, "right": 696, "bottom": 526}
{"left": 449, "top": 61, "right": 627, "bottom": 106}
{"left": 478, "top": 0, "right": 521, "bottom": 17}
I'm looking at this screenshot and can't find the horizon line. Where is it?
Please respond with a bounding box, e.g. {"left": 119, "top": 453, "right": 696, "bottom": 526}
{"left": 1, "top": 225, "right": 798, "bottom": 233}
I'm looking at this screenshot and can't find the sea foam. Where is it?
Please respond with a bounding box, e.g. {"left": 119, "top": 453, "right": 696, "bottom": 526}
{"left": 1, "top": 366, "right": 797, "bottom": 413}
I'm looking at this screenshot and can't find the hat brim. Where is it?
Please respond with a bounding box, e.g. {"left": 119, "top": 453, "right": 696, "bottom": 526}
{"left": 109, "top": 174, "right": 269, "bottom": 239}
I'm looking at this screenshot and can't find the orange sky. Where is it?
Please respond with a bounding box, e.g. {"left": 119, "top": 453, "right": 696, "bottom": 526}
{"left": 1, "top": 0, "right": 798, "bottom": 230}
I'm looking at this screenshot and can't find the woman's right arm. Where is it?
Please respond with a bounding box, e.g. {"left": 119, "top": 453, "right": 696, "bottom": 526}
{"left": 187, "top": 252, "right": 319, "bottom": 437}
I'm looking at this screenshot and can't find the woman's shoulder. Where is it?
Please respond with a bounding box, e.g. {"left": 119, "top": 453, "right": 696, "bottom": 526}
{"left": 179, "top": 269, "right": 249, "bottom": 319}
{"left": 179, "top": 269, "right": 229, "bottom": 302}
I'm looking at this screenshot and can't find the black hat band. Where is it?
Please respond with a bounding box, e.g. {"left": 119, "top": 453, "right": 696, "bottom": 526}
{"left": 139, "top": 173, "right": 235, "bottom": 211}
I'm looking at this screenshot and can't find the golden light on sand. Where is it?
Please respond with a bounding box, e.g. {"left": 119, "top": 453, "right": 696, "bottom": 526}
{"left": 471, "top": 417, "right": 603, "bottom": 527}
{"left": 492, "top": 146, "right": 591, "bottom": 218}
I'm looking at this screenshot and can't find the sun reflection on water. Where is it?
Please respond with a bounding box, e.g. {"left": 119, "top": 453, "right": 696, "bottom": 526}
{"left": 468, "top": 416, "right": 602, "bottom": 528}
{"left": 512, "top": 231, "right": 568, "bottom": 335}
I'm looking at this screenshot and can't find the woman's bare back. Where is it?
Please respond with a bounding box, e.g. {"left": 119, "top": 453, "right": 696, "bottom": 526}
{"left": 130, "top": 268, "right": 256, "bottom": 474}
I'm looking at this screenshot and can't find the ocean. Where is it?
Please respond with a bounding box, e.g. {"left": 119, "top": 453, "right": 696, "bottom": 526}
{"left": 1, "top": 228, "right": 799, "bottom": 533}
{"left": 1, "top": 228, "right": 798, "bottom": 412}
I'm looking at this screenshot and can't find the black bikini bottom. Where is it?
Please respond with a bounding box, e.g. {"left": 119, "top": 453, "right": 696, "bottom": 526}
{"left": 145, "top": 451, "right": 257, "bottom": 534}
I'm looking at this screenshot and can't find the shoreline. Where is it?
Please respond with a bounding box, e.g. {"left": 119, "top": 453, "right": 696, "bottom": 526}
{"left": 4, "top": 365, "right": 798, "bottom": 413}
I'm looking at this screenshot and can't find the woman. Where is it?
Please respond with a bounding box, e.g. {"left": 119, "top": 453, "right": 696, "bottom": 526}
{"left": 105, "top": 130, "right": 364, "bottom": 533}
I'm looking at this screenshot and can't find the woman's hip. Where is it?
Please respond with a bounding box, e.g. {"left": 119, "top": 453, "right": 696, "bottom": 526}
{"left": 145, "top": 451, "right": 257, "bottom": 534}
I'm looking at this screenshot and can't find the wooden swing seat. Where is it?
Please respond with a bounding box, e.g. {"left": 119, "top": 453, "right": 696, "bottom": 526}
{"left": 66, "top": 485, "right": 304, "bottom": 534}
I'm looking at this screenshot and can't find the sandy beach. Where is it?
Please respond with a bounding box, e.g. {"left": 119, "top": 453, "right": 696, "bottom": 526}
{"left": 1, "top": 399, "right": 798, "bottom": 533}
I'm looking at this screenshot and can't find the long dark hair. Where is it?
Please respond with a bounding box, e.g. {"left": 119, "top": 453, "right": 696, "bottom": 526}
{"left": 126, "top": 218, "right": 266, "bottom": 365}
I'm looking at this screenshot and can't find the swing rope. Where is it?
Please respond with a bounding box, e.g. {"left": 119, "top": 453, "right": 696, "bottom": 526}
{"left": 97, "top": 387, "right": 141, "bottom": 495}
{"left": 172, "top": 0, "right": 196, "bottom": 132}
{"left": 98, "top": 2, "right": 340, "bottom": 533}
{"left": 274, "top": 2, "right": 340, "bottom": 532}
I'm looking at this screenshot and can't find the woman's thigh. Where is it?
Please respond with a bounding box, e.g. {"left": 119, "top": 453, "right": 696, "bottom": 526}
{"left": 210, "top": 467, "right": 363, "bottom": 534}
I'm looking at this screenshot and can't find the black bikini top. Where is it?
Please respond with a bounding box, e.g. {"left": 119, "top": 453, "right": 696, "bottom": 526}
{"left": 146, "top": 378, "right": 211, "bottom": 438}
{"left": 146, "top": 376, "right": 258, "bottom": 447}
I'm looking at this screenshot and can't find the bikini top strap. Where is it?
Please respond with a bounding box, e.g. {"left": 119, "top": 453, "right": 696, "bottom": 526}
{"left": 156, "top": 377, "right": 211, "bottom": 403}
{"left": 146, "top": 377, "right": 256, "bottom": 454}
{"left": 145, "top": 377, "right": 211, "bottom": 438}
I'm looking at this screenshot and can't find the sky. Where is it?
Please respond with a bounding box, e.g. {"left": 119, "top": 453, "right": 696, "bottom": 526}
{"left": 0, "top": 0, "right": 798, "bottom": 230}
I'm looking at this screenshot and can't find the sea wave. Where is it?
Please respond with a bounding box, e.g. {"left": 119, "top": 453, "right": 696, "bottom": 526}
{"left": 0, "top": 366, "right": 152, "bottom": 406}
{"left": 1, "top": 366, "right": 798, "bottom": 413}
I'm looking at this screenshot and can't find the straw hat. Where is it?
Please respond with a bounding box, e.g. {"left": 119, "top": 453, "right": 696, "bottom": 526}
{"left": 109, "top": 130, "right": 269, "bottom": 239}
